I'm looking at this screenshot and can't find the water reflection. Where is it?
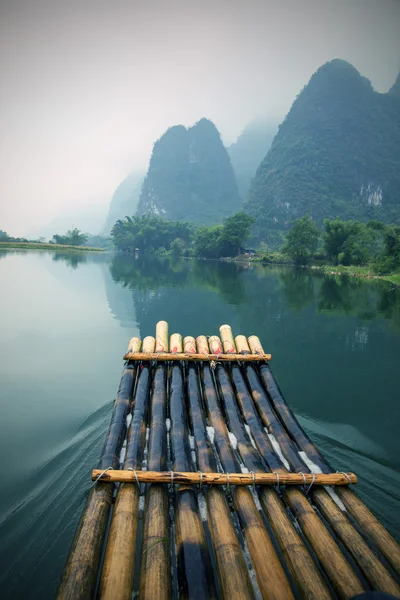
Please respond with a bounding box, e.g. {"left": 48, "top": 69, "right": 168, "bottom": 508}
{"left": 107, "top": 256, "right": 400, "bottom": 333}
{"left": 52, "top": 252, "right": 88, "bottom": 269}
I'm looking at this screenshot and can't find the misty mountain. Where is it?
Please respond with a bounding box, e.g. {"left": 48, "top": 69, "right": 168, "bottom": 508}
{"left": 227, "top": 119, "right": 277, "bottom": 200}
{"left": 136, "top": 118, "right": 241, "bottom": 225}
{"left": 245, "top": 59, "right": 400, "bottom": 246}
{"left": 24, "top": 204, "right": 108, "bottom": 241}
{"left": 102, "top": 172, "right": 144, "bottom": 235}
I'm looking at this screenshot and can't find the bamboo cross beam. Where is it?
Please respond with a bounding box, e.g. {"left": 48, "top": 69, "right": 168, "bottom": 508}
{"left": 92, "top": 470, "right": 357, "bottom": 486}
{"left": 123, "top": 351, "right": 272, "bottom": 362}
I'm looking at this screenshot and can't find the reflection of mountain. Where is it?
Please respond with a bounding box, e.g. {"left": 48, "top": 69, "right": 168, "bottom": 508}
{"left": 100, "top": 261, "right": 138, "bottom": 330}
{"left": 105, "top": 255, "right": 400, "bottom": 466}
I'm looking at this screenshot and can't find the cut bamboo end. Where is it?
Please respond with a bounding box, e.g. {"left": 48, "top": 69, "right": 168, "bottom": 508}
{"left": 183, "top": 336, "right": 196, "bottom": 355}
{"left": 126, "top": 337, "right": 142, "bottom": 354}
{"left": 208, "top": 335, "right": 223, "bottom": 354}
{"left": 142, "top": 336, "right": 156, "bottom": 353}
{"left": 248, "top": 335, "right": 264, "bottom": 355}
{"left": 196, "top": 335, "right": 210, "bottom": 355}
{"left": 219, "top": 324, "right": 236, "bottom": 354}
{"left": 235, "top": 335, "right": 250, "bottom": 354}
{"left": 170, "top": 333, "right": 183, "bottom": 353}
{"left": 92, "top": 469, "right": 357, "bottom": 486}
{"left": 155, "top": 320, "right": 169, "bottom": 352}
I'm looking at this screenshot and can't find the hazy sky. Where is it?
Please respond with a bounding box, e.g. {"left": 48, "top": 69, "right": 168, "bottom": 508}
{"left": 1, "top": 0, "right": 399, "bottom": 236}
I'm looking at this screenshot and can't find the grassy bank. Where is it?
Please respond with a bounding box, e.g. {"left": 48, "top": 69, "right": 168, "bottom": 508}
{"left": 0, "top": 241, "right": 104, "bottom": 252}
{"left": 231, "top": 252, "right": 400, "bottom": 285}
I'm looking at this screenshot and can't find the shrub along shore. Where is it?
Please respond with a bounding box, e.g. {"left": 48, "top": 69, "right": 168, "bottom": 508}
{"left": 0, "top": 241, "right": 104, "bottom": 252}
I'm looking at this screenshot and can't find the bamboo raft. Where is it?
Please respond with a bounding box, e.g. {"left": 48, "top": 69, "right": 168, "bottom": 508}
{"left": 58, "top": 321, "right": 400, "bottom": 600}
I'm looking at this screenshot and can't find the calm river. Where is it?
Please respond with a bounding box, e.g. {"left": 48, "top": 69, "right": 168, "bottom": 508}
{"left": 0, "top": 249, "right": 399, "bottom": 599}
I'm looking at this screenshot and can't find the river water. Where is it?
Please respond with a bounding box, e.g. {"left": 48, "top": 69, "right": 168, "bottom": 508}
{"left": 0, "top": 249, "right": 399, "bottom": 599}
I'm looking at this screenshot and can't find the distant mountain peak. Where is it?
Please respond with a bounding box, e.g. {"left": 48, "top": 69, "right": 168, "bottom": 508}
{"left": 137, "top": 118, "right": 241, "bottom": 224}
{"left": 244, "top": 60, "right": 400, "bottom": 246}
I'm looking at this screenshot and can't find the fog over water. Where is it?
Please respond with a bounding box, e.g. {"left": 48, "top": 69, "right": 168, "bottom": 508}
{"left": 0, "top": 0, "right": 399, "bottom": 235}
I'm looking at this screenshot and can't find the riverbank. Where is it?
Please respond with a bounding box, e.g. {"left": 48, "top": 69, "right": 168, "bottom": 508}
{"left": 230, "top": 254, "right": 400, "bottom": 286}
{"left": 315, "top": 264, "right": 400, "bottom": 286}
{"left": 0, "top": 241, "right": 105, "bottom": 252}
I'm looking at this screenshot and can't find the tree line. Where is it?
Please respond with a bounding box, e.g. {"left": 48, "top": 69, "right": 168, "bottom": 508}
{"left": 111, "top": 212, "right": 400, "bottom": 275}
{"left": 111, "top": 213, "right": 254, "bottom": 259}
{"left": 280, "top": 215, "right": 400, "bottom": 274}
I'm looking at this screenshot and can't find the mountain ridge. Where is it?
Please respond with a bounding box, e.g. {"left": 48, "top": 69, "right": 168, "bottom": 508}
{"left": 245, "top": 59, "right": 400, "bottom": 246}
{"left": 136, "top": 118, "right": 241, "bottom": 225}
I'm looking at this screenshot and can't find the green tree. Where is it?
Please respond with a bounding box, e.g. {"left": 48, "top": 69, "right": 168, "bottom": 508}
{"left": 282, "top": 215, "right": 320, "bottom": 264}
{"left": 52, "top": 228, "right": 88, "bottom": 246}
{"left": 0, "top": 230, "right": 9, "bottom": 241}
{"left": 219, "top": 212, "right": 254, "bottom": 256}
{"left": 374, "top": 225, "right": 400, "bottom": 274}
{"left": 170, "top": 238, "right": 186, "bottom": 257}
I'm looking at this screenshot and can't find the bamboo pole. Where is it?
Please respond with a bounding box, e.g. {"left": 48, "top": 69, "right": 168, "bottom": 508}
{"left": 139, "top": 326, "right": 170, "bottom": 600}
{"left": 208, "top": 336, "right": 223, "bottom": 355}
{"left": 183, "top": 336, "right": 196, "bottom": 354}
{"left": 185, "top": 341, "right": 254, "bottom": 599}
{"left": 58, "top": 359, "right": 139, "bottom": 600}
{"left": 142, "top": 336, "right": 156, "bottom": 352}
{"left": 255, "top": 358, "right": 400, "bottom": 576}
{"left": 123, "top": 351, "right": 272, "bottom": 362}
{"left": 169, "top": 335, "right": 216, "bottom": 599}
{"left": 155, "top": 320, "right": 168, "bottom": 352}
{"left": 126, "top": 336, "right": 142, "bottom": 355}
{"left": 219, "top": 324, "right": 236, "bottom": 353}
{"left": 248, "top": 342, "right": 400, "bottom": 593}
{"left": 170, "top": 333, "right": 183, "bottom": 354}
{"left": 195, "top": 335, "right": 210, "bottom": 355}
{"left": 201, "top": 336, "right": 295, "bottom": 600}
{"left": 91, "top": 470, "right": 357, "bottom": 486}
{"left": 226, "top": 331, "right": 365, "bottom": 599}
{"left": 99, "top": 339, "right": 152, "bottom": 600}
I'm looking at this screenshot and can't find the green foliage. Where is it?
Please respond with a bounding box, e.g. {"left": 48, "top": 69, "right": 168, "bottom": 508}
{"left": 282, "top": 215, "right": 320, "bottom": 264}
{"left": 111, "top": 214, "right": 193, "bottom": 253}
{"left": 0, "top": 230, "right": 9, "bottom": 241}
{"left": 137, "top": 118, "right": 241, "bottom": 225}
{"left": 323, "top": 219, "right": 384, "bottom": 266}
{"left": 245, "top": 60, "right": 400, "bottom": 246}
{"left": 84, "top": 234, "right": 112, "bottom": 249}
{"left": 193, "top": 212, "right": 254, "bottom": 258}
{"left": 52, "top": 228, "right": 88, "bottom": 246}
{"left": 170, "top": 238, "right": 187, "bottom": 257}
{"left": 374, "top": 225, "right": 400, "bottom": 274}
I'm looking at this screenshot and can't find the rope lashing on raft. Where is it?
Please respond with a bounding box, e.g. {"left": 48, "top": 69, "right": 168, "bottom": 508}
{"left": 273, "top": 471, "right": 280, "bottom": 492}
{"left": 91, "top": 466, "right": 113, "bottom": 488}
{"left": 338, "top": 471, "right": 353, "bottom": 485}
{"left": 127, "top": 468, "right": 142, "bottom": 492}
{"left": 306, "top": 473, "right": 316, "bottom": 495}
{"left": 299, "top": 472, "right": 307, "bottom": 490}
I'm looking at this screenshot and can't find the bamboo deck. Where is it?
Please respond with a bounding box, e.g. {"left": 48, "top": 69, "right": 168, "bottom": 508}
{"left": 58, "top": 322, "right": 400, "bottom": 600}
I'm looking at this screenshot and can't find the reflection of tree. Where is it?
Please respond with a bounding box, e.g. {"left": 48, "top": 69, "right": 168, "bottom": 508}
{"left": 318, "top": 276, "right": 355, "bottom": 315}
{"left": 278, "top": 269, "right": 316, "bottom": 312}
{"left": 318, "top": 274, "right": 400, "bottom": 327}
{"left": 377, "top": 287, "right": 400, "bottom": 332}
{"left": 110, "top": 255, "right": 191, "bottom": 290}
{"left": 192, "top": 260, "right": 246, "bottom": 305}
{"left": 109, "top": 255, "right": 247, "bottom": 306}
{"left": 52, "top": 252, "right": 87, "bottom": 269}
{"left": 0, "top": 249, "right": 11, "bottom": 260}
